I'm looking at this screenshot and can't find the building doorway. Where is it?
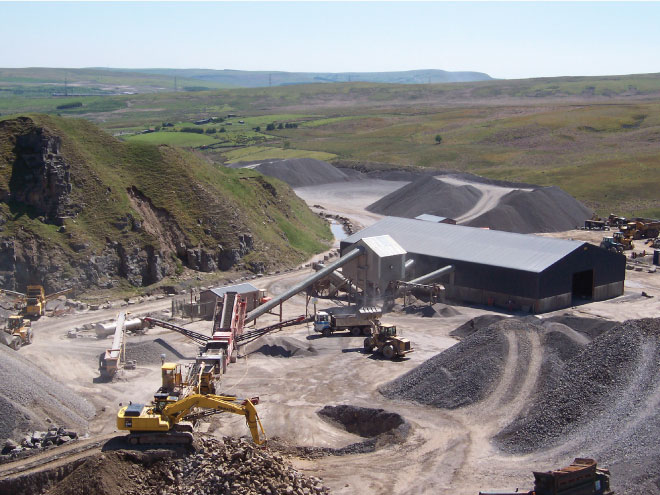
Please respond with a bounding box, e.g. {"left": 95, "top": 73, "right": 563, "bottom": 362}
{"left": 572, "top": 270, "right": 594, "bottom": 300}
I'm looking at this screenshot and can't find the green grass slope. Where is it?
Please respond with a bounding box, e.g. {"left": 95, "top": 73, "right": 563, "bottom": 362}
{"left": 0, "top": 115, "right": 331, "bottom": 292}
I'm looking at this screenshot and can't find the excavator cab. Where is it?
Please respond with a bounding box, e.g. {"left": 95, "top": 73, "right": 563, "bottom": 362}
{"left": 157, "top": 363, "right": 184, "bottom": 401}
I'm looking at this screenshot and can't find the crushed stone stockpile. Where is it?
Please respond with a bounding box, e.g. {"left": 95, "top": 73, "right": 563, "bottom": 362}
{"left": 0, "top": 344, "right": 94, "bottom": 444}
{"left": 449, "top": 314, "right": 508, "bottom": 339}
{"left": 494, "top": 318, "right": 660, "bottom": 494}
{"left": 122, "top": 338, "right": 188, "bottom": 365}
{"left": 367, "top": 175, "right": 482, "bottom": 220}
{"left": 247, "top": 336, "right": 319, "bottom": 358}
{"left": 465, "top": 186, "right": 593, "bottom": 234}
{"left": 230, "top": 158, "right": 351, "bottom": 188}
{"left": 45, "top": 437, "right": 329, "bottom": 495}
{"left": 380, "top": 318, "right": 510, "bottom": 408}
{"left": 367, "top": 175, "right": 591, "bottom": 233}
{"left": 384, "top": 314, "right": 660, "bottom": 494}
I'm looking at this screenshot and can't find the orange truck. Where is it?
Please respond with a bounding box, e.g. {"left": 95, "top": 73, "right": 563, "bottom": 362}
{"left": 479, "top": 458, "right": 612, "bottom": 495}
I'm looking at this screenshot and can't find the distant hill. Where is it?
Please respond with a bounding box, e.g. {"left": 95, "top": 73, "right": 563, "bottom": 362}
{"left": 0, "top": 115, "right": 331, "bottom": 293}
{"left": 97, "top": 68, "right": 493, "bottom": 87}
{"left": 0, "top": 67, "right": 230, "bottom": 97}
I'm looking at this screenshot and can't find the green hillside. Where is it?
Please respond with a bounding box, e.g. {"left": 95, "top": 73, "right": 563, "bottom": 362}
{"left": 0, "top": 115, "right": 331, "bottom": 293}
{"left": 0, "top": 67, "right": 229, "bottom": 97}
{"left": 2, "top": 72, "right": 660, "bottom": 218}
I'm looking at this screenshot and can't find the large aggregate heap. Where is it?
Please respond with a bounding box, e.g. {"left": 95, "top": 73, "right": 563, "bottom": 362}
{"left": 46, "top": 437, "right": 330, "bottom": 495}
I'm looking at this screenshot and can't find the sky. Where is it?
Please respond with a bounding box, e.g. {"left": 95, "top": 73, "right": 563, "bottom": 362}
{"left": 1, "top": 1, "right": 659, "bottom": 80}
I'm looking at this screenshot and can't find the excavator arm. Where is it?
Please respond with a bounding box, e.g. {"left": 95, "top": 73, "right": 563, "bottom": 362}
{"left": 162, "top": 393, "right": 267, "bottom": 445}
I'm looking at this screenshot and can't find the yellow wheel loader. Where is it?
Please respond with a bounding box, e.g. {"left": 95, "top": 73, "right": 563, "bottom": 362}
{"left": 3, "top": 315, "right": 33, "bottom": 349}
{"left": 363, "top": 324, "right": 413, "bottom": 360}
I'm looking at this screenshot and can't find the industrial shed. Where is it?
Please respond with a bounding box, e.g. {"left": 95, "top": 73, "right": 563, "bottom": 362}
{"left": 199, "top": 283, "right": 263, "bottom": 319}
{"left": 340, "top": 217, "right": 625, "bottom": 313}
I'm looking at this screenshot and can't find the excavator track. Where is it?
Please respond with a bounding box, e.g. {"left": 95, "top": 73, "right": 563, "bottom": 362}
{"left": 126, "top": 431, "right": 194, "bottom": 446}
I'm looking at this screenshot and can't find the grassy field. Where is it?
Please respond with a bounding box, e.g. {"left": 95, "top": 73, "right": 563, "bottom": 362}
{"left": 2, "top": 71, "right": 660, "bottom": 218}
{"left": 125, "top": 131, "right": 219, "bottom": 147}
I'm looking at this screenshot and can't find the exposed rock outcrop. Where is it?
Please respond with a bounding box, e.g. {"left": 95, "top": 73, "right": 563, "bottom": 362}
{"left": 8, "top": 122, "right": 78, "bottom": 224}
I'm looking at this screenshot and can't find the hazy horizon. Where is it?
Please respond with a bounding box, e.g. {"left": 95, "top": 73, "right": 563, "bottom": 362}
{"left": 2, "top": 2, "right": 659, "bottom": 80}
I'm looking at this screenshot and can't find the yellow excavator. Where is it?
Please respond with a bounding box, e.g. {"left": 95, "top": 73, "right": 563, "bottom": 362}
{"left": 117, "top": 393, "right": 266, "bottom": 446}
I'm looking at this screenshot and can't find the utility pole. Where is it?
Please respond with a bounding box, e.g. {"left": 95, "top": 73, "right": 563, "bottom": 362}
{"left": 174, "top": 76, "right": 177, "bottom": 92}
{"left": 64, "top": 73, "right": 68, "bottom": 96}
{"left": 269, "top": 73, "right": 272, "bottom": 87}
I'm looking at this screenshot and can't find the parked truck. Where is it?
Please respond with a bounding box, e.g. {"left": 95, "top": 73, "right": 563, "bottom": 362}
{"left": 314, "top": 307, "right": 381, "bottom": 337}
{"left": 478, "top": 458, "right": 612, "bottom": 495}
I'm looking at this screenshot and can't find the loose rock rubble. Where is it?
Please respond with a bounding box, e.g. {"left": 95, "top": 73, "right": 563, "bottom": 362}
{"left": 2, "top": 426, "right": 78, "bottom": 456}
{"left": 47, "top": 437, "right": 330, "bottom": 495}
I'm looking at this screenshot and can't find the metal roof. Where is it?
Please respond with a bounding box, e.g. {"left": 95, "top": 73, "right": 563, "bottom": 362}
{"left": 205, "top": 282, "right": 259, "bottom": 298}
{"left": 343, "top": 217, "right": 585, "bottom": 273}
{"left": 415, "top": 214, "right": 451, "bottom": 223}
{"left": 359, "top": 235, "right": 407, "bottom": 258}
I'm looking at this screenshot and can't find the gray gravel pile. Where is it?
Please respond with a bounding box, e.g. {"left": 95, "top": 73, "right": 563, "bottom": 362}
{"left": 367, "top": 175, "right": 482, "bottom": 220}
{"left": 367, "top": 173, "right": 591, "bottom": 233}
{"left": 0, "top": 344, "right": 94, "bottom": 444}
{"left": 247, "top": 336, "right": 318, "bottom": 358}
{"left": 450, "top": 314, "right": 508, "bottom": 339}
{"left": 492, "top": 318, "right": 660, "bottom": 494}
{"left": 494, "top": 319, "right": 652, "bottom": 454}
{"left": 123, "top": 338, "right": 186, "bottom": 365}
{"left": 230, "top": 158, "right": 350, "bottom": 187}
{"left": 380, "top": 319, "right": 510, "bottom": 408}
{"left": 543, "top": 314, "right": 617, "bottom": 339}
{"left": 465, "top": 186, "right": 592, "bottom": 233}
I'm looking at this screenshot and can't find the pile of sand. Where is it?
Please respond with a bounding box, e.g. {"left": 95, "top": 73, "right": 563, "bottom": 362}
{"left": 229, "top": 158, "right": 351, "bottom": 188}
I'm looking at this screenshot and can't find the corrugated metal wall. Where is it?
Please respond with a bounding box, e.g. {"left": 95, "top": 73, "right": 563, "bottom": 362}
{"left": 540, "top": 244, "right": 626, "bottom": 299}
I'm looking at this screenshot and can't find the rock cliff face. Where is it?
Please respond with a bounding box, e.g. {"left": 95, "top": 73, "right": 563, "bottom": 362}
{"left": 8, "top": 127, "right": 79, "bottom": 224}
{"left": 0, "top": 116, "right": 330, "bottom": 293}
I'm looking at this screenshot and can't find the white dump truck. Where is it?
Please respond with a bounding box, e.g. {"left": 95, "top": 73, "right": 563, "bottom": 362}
{"left": 314, "top": 307, "right": 382, "bottom": 337}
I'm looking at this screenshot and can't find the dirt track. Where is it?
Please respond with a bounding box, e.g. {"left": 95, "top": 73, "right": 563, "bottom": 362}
{"left": 439, "top": 176, "right": 533, "bottom": 223}
{"left": 3, "top": 179, "right": 660, "bottom": 494}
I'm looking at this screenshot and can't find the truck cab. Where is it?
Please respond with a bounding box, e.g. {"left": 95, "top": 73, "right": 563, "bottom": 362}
{"left": 314, "top": 311, "right": 331, "bottom": 334}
